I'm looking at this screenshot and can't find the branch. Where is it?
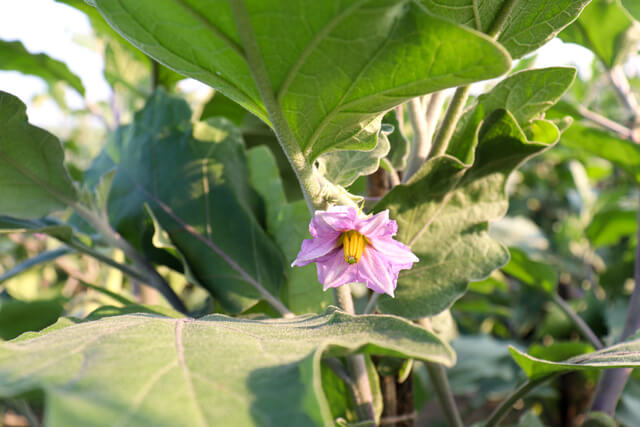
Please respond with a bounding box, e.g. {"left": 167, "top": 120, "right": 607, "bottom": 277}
{"left": 552, "top": 293, "right": 604, "bottom": 349}
{"left": 576, "top": 105, "right": 633, "bottom": 140}
{"left": 484, "top": 376, "right": 555, "bottom": 427}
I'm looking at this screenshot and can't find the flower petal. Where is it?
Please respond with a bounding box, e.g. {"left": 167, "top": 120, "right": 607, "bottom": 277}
{"left": 356, "top": 209, "right": 398, "bottom": 238}
{"left": 357, "top": 248, "right": 398, "bottom": 297}
{"left": 314, "top": 205, "right": 358, "bottom": 232}
{"left": 369, "top": 236, "right": 419, "bottom": 267}
{"left": 315, "top": 248, "right": 358, "bottom": 290}
{"left": 291, "top": 233, "right": 340, "bottom": 267}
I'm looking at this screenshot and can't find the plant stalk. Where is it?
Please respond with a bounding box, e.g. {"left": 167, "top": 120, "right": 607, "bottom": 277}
{"left": 72, "top": 202, "right": 187, "bottom": 314}
{"left": 484, "top": 376, "right": 555, "bottom": 427}
{"left": 425, "top": 363, "right": 464, "bottom": 427}
{"left": 590, "top": 199, "right": 640, "bottom": 414}
{"left": 335, "top": 286, "right": 377, "bottom": 424}
{"left": 429, "top": 0, "right": 516, "bottom": 158}
{"left": 552, "top": 293, "right": 603, "bottom": 349}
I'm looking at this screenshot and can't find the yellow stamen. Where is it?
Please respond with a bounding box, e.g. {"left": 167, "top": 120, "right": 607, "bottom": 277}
{"left": 341, "top": 230, "right": 366, "bottom": 264}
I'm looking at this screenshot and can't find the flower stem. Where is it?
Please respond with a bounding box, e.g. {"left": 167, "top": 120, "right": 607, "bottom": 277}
{"left": 484, "top": 376, "right": 554, "bottom": 427}
{"left": 335, "top": 286, "right": 377, "bottom": 423}
{"left": 429, "top": 86, "right": 472, "bottom": 159}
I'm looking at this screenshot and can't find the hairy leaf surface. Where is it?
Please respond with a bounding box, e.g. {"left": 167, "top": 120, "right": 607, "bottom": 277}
{"left": 0, "top": 308, "right": 454, "bottom": 426}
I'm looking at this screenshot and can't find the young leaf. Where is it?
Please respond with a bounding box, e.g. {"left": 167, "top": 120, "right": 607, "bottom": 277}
{"left": 91, "top": 0, "right": 510, "bottom": 158}
{"left": 448, "top": 67, "right": 577, "bottom": 163}
{"left": 93, "top": 90, "right": 284, "bottom": 313}
{"left": 0, "top": 40, "right": 85, "bottom": 95}
{"left": 315, "top": 130, "right": 391, "bottom": 187}
{"left": 419, "top": 0, "right": 591, "bottom": 59}
{"left": 0, "top": 307, "right": 454, "bottom": 426}
{"left": 559, "top": 0, "right": 639, "bottom": 68}
{"left": 0, "top": 91, "right": 78, "bottom": 218}
{"left": 510, "top": 336, "right": 640, "bottom": 380}
{"left": 374, "top": 110, "right": 553, "bottom": 319}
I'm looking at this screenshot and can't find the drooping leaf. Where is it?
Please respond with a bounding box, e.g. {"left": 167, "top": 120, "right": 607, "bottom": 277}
{"left": 95, "top": 90, "right": 284, "bottom": 313}
{"left": 448, "top": 67, "right": 576, "bottom": 163}
{"left": 316, "top": 129, "right": 391, "bottom": 187}
{"left": 0, "top": 307, "right": 454, "bottom": 426}
{"left": 419, "top": 0, "right": 591, "bottom": 59}
{"left": 0, "top": 298, "right": 65, "bottom": 341}
{"left": 510, "top": 336, "right": 640, "bottom": 380}
{"left": 91, "top": 0, "right": 510, "bottom": 159}
{"left": 502, "top": 247, "right": 557, "bottom": 294}
{"left": 559, "top": 0, "right": 639, "bottom": 68}
{"left": 247, "top": 146, "right": 333, "bottom": 313}
{"left": 560, "top": 122, "right": 640, "bottom": 184}
{"left": 200, "top": 90, "right": 249, "bottom": 126}
{"left": 0, "top": 39, "right": 84, "bottom": 95}
{"left": 0, "top": 91, "right": 78, "bottom": 218}
{"left": 374, "top": 110, "right": 552, "bottom": 318}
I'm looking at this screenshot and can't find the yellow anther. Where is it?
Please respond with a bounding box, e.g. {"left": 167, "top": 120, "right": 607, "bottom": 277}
{"left": 341, "top": 230, "right": 366, "bottom": 264}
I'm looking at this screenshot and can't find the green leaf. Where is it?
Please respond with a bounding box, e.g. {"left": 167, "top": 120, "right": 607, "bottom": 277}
{"left": 97, "top": 90, "right": 284, "bottom": 313}
{"left": 559, "top": 0, "right": 639, "bottom": 68}
{"left": 510, "top": 336, "right": 640, "bottom": 380}
{"left": 316, "top": 129, "right": 391, "bottom": 187}
{"left": 0, "top": 39, "right": 84, "bottom": 95}
{"left": 622, "top": 0, "right": 640, "bottom": 21}
{"left": 419, "top": 0, "right": 591, "bottom": 59}
{"left": 0, "top": 91, "right": 78, "bottom": 218}
{"left": 0, "top": 298, "right": 65, "bottom": 341}
{"left": 0, "top": 307, "right": 454, "bottom": 426}
{"left": 502, "top": 247, "right": 557, "bottom": 294}
{"left": 200, "top": 90, "right": 249, "bottom": 126}
{"left": 449, "top": 67, "right": 576, "bottom": 163}
{"left": 561, "top": 122, "right": 640, "bottom": 184}
{"left": 587, "top": 208, "right": 638, "bottom": 247}
{"left": 92, "top": 0, "right": 510, "bottom": 158}
{"left": 374, "top": 110, "right": 551, "bottom": 318}
{"left": 247, "top": 146, "right": 333, "bottom": 313}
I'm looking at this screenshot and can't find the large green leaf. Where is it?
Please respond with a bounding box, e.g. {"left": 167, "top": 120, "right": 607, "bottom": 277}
{"left": 418, "top": 0, "right": 591, "bottom": 59}
{"left": 247, "top": 146, "right": 333, "bottom": 313}
{"left": 0, "top": 307, "right": 454, "bottom": 426}
{"left": 0, "top": 39, "right": 84, "bottom": 95}
{"left": 91, "top": 0, "right": 510, "bottom": 159}
{"left": 502, "top": 247, "right": 557, "bottom": 294}
{"left": 510, "top": 336, "right": 640, "bottom": 380}
{"left": 0, "top": 91, "right": 78, "bottom": 218}
{"left": 95, "top": 90, "right": 284, "bottom": 313}
{"left": 448, "top": 67, "right": 576, "bottom": 163}
{"left": 559, "top": 0, "right": 638, "bottom": 68}
{"left": 0, "top": 298, "right": 64, "bottom": 341}
{"left": 587, "top": 208, "right": 638, "bottom": 247}
{"left": 561, "top": 122, "right": 640, "bottom": 184}
{"left": 374, "top": 110, "right": 553, "bottom": 318}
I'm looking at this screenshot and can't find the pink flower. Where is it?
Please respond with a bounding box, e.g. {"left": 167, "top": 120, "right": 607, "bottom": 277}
{"left": 291, "top": 206, "right": 418, "bottom": 297}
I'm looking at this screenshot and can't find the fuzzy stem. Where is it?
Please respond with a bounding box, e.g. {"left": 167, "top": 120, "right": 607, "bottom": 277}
{"left": 484, "top": 376, "right": 554, "bottom": 427}
{"left": 552, "top": 293, "right": 604, "bottom": 349}
{"left": 429, "top": 86, "right": 472, "bottom": 158}
{"left": 404, "top": 97, "right": 430, "bottom": 179}
{"left": 576, "top": 105, "right": 633, "bottom": 140}
{"left": 65, "top": 240, "right": 150, "bottom": 284}
{"left": 229, "top": 0, "right": 323, "bottom": 212}
{"left": 335, "top": 286, "right": 377, "bottom": 423}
